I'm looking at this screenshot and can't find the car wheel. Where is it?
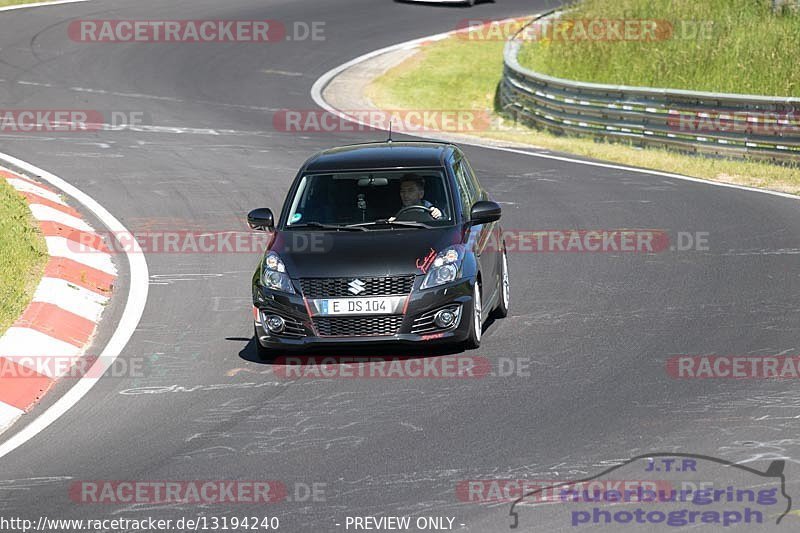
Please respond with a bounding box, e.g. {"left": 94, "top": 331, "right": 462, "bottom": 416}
{"left": 253, "top": 324, "right": 275, "bottom": 361}
{"left": 491, "top": 248, "right": 510, "bottom": 319}
{"left": 464, "top": 280, "right": 482, "bottom": 349}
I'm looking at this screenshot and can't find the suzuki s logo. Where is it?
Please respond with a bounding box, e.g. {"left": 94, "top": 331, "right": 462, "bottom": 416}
{"left": 348, "top": 279, "right": 366, "bottom": 295}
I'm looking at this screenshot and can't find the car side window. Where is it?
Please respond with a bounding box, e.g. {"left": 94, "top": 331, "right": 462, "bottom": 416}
{"left": 462, "top": 158, "right": 484, "bottom": 201}
{"left": 453, "top": 158, "right": 476, "bottom": 218}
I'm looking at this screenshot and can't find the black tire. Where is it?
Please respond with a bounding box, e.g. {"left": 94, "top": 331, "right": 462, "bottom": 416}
{"left": 491, "top": 248, "right": 510, "bottom": 319}
{"left": 464, "top": 280, "right": 482, "bottom": 349}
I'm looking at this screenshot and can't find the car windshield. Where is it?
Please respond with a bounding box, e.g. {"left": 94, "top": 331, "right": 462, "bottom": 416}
{"left": 284, "top": 169, "right": 454, "bottom": 229}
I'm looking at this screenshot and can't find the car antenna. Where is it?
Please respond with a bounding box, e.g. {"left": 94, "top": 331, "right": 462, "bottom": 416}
{"left": 387, "top": 120, "right": 393, "bottom": 143}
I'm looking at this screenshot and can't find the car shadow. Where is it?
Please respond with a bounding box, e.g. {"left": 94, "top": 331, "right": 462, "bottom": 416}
{"left": 228, "top": 336, "right": 471, "bottom": 366}
{"left": 482, "top": 314, "right": 498, "bottom": 335}
{"left": 393, "top": 0, "right": 494, "bottom": 7}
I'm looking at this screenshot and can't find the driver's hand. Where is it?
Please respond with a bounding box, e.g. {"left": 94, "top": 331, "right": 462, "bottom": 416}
{"left": 429, "top": 207, "right": 442, "bottom": 219}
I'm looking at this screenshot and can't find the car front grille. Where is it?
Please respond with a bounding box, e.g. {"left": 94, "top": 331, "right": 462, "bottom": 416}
{"left": 313, "top": 315, "right": 404, "bottom": 337}
{"left": 299, "top": 276, "right": 415, "bottom": 298}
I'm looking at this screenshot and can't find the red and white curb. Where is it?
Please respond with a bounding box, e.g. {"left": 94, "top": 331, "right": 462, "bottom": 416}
{"left": 0, "top": 168, "right": 116, "bottom": 433}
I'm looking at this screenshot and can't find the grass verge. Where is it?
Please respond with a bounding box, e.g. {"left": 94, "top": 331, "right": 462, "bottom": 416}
{"left": 0, "top": 178, "right": 48, "bottom": 337}
{"left": 366, "top": 29, "right": 800, "bottom": 196}
{"left": 518, "top": 0, "right": 800, "bottom": 97}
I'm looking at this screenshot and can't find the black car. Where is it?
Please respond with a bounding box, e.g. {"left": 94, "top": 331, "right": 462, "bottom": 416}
{"left": 247, "top": 141, "right": 509, "bottom": 357}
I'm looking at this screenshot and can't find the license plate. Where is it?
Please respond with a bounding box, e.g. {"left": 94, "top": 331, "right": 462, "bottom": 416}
{"left": 318, "top": 297, "right": 395, "bottom": 316}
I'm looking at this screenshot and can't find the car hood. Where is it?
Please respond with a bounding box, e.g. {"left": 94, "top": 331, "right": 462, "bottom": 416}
{"left": 270, "top": 226, "right": 465, "bottom": 278}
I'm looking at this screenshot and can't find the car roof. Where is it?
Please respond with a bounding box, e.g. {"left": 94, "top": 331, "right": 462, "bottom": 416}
{"left": 302, "top": 141, "right": 458, "bottom": 172}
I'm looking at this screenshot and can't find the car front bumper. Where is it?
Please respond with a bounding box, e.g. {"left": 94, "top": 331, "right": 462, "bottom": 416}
{"left": 252, "top": 276, "right": 475, "bottom": 350}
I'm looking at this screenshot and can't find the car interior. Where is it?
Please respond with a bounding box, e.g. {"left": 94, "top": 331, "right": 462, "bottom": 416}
{"left": 294, "top": 172, "right": 450, "bottom": 225}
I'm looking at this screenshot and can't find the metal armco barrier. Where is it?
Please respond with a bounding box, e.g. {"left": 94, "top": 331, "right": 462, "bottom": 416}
{"left": 499, "top": 12, "right": 800, "bottom": 163}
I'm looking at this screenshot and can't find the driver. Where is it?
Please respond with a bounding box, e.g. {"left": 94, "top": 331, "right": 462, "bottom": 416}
{"left": 394, "top": 174, "right": 442, "bottom": 220}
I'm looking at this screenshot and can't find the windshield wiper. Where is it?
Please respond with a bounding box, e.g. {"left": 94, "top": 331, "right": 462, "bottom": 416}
{"left": 346, "top": 219, "right": 433, "bottom": 229}
{"left": 288, "top": 222, "right": 366, "bottom": 231}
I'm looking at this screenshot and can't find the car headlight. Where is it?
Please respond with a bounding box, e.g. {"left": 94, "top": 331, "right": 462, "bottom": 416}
{"left": 261, "top": 251, "right": 295, "bottom": 294}
{"left": 421, "top": 246, "right": 464, "bottom": 289}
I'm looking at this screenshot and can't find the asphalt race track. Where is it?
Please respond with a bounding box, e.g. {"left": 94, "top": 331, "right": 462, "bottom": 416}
{"left": 1, "top": 0, "right": 799, "bottom": 531}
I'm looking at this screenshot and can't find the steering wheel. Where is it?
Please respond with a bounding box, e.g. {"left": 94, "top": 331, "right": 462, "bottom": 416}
{"left": 395, "top": 205, "right": 434, "bottom": 220}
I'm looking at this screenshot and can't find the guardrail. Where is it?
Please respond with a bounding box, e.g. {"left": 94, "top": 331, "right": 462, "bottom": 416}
{"left": 499, "top": 12, "right": 800, "bottom": 163}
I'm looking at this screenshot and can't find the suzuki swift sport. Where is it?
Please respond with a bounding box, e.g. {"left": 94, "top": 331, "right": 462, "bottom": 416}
{"left": 247, "top": 141, "right": 509, "bottom": 357}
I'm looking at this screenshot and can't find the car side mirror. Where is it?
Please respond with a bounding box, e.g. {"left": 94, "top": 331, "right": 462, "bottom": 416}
{"left": 247, "top": 208, "right": 274, "bottom": 231}
{"left": 470, "top": 200, "right": 501, "bottom": 226}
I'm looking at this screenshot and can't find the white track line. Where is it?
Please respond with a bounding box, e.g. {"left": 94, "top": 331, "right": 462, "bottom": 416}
{"left": 0, "top": 0, "right": 89, "bottom": 13}
{"left": 0, "top": 152, "right": 149, "bottom": 459}
{"left": 310, "top": 21, "right": 800, "bottom": 202}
